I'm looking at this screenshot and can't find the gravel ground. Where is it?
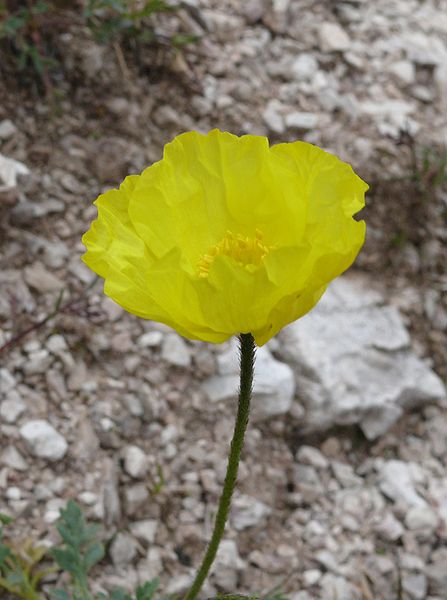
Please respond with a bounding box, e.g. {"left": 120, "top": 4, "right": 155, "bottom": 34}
{"left": 1, "top": 1, "right": 447, "bottom": 598}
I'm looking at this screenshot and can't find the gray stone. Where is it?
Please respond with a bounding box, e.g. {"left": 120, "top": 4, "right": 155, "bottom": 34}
{"left": 103, "top": 458, "right": 122, "bottom": 526}
{"left": 0, "top": 446, "right": 28, "bottom": 471}
{"left": 0, "top": 154, "right": 29, "bottom": 191}
{"left": 426, "top": 549, "right": 447, "bottom": 595}
{"left": 124, "top": 394, "right": 144, "bottom": 417}
{"left": 110, "top": 532, "right": 138, "bottom": 567}
{"left": 165, "top": 575, "right": 192, "bottom": 595}
{"left": 78, "top": 491, "right": 97, "bottom": 505}
{"left": 296, "top": 445, "right": 329, "bottom": 469}
{"left": 400, "top": 553, "right": 425, "bottom": 572}
{"left": 0, "top": 369, "right": 16, "bottom": 394}
{"left": 263, "top": 0, "right": 290, "bottom": 33}
{"left": 202, "top": 343, "right": 294, "bottom": 420}
{"left": 277, "top": 276, "right": 445, "bottom": 439}
{"left": 242, "top": 0, "right": 267, "bottom": 23}
{"left": 315, "top": 550, "right": 340, "bottom": 573}
{"left": 72, "top": 416, "right": 100, "bottom": 460}
{"left": 130, "top": 520, "right": 158, "bottom": 545}
{"left": 303, "top": 568, "right": 322, "bottom": 587}
{"left": 405, "top": 506, "right": 439, "bottom": 532}
{"left": 11, "top": 198, "right": 65, "bottom": 224}
{"left": 20, "top": 420, "right": 68, "bottom": 461}
{"left": 359, "top": 99, "right": 415, "bottom": 135}
{"left": 375, "top": 511, "right": 405, "bottom": 541}
{"left": 161, "top": 333, "right": 191, "bottom": 368}
{"left": 320, "top": 573, "right": 360, "bottom": 599}
{"left": 81, "top": 42, "right": 105, "bottom": 77}
{"left": 213, "top": 539, "right": 246, "bottom": 590}
{"left": 428, "top": 477, "right": 447, "bottom": 525}
{"left": 44, "top": 498, "right": 66, "bottom": 524}
{"left": 318, "top": 22, "right": 350, "bottom": 52}
{"left": 331, "top": 460, "right": 362, "bottom": 488}
{"left": 153, "top": 105, "right": 182, "bottom": 128}
{"left": 102, "top": 297, "right": 124, "bottom": 321}
{"left": 138, "top": 546, "right": 163, "bottom": 581}
{"left": 123, "top": 445, "right": 148, "bottom": 479}
{"left": 402, "top": 573, "right": 427, "bottom": 600}
{"left": 290, "top": 54, "right": 318, "bottom": 81}
{"left": 435, "top": 63, "right": 447, "bottom": 110}
{"left": 285, "top": 112, "right": 319, "bottom": 130}
{"left": 137, "top": 331, "right": 163, "bottom": 348}
{"left": 0, "top": 120, "right": 17, "bottom": 140}
{"left": 293, "top": 464, "right": 321, "bottom": 489}
{"left": 23, "top": 349, "right": 53, "bottom": 375}
{"left": 401, "top": 31, "right": 447, "bottom": 66}
{"left": 24, "top": 262, "right": 63, "bottom": 293}
{"left": 231, "top": 494, "right": 271, "bottom": 530}
{"left": 388, "top": 60, "right": 416, "bottom": 85}
{"left": 6, "top": 486, "right": 21, "bottom": 501}
{"left": 0, "top": 390, "right": 26, "bottom": 423}
{"left": 46, "top": 334, "right": 67, "bottom": 354}
{"left": 124, "top": 483, "right": 149, "bottom": 516}
{"left": 262, "top": 99, "right": 285, "bottom": 134}
{"left": 380, "top": 460, "right": 426, "bottom": 508}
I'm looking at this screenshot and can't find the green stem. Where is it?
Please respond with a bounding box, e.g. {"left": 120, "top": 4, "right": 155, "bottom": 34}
{"left": 184, "top": 333, "right": 256, "bottom": 600}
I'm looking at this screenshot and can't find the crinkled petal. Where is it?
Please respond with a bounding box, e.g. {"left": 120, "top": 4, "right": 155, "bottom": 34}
{"left": 82, "top": 130, "right": 368, "bottom": 345}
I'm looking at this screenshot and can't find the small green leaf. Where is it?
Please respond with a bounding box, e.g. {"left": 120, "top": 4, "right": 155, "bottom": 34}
{"left": 0, "top": 544, "right": 13, "bottom": 566}
{"left": 110, "top": 588, "right": 132, "bottom": 600}
{"left": 52, "top": 547, "right": 81, "bottom": 576}
{"left": 6, "top": 569, "right": 25, "bottom": 586}
{"left": 170, "top": 33, "right": 200, "bottom": 47}
{"left": 136, "top": 579, "right": 160, "bottom": 600}
{"left": 0, "top": 14, "right": 26, "bottom": 37}
{"left": 82, "top": 541, "right": 104, "bottom": 571}
{"left": 0, "top": 513, "right": 13, "bottom": 525}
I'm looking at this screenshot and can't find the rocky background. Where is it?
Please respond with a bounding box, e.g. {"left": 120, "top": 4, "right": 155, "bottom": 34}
{"left": 1, "top": 1, "right": 447, "bottom": 599}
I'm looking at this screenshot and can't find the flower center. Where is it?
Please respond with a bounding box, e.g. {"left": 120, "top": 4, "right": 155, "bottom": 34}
{"left": 198, "top": 229, "right": 272, "bottom": 278}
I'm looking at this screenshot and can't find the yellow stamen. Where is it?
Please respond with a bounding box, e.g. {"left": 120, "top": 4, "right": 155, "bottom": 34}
{"left": 198, "top": 230, "right": 272, "bottom": 277}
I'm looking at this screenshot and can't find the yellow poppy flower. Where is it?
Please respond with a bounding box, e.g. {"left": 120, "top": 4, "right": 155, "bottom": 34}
{"left": 82, "top": 130, "right": 367, "bottom": 345}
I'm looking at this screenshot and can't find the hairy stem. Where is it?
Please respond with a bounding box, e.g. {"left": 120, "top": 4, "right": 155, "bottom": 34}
{"left": 184, "top": 333, "right": 255, "bottom": 600}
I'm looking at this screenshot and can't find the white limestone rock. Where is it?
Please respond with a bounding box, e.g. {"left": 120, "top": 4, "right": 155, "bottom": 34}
{"left": 0, "top": 446, "right": 28, "bottom": 471}
{"left": 388, "top": 60, "right": 416, "bottom": 85}
{"left": 213, "top": 539, "right": 246, "bottom": 590}
{"left": 0, "top": 153, "right": 29, "bottom": 192}
{"left": 318, "top": 22, "right": 350, "bottom": 52}
{"left": 0, "top": 390, "right": 26, "bottom": 423}
{"left": 24, "top": 262, "right": 63, "bottom": 293}
{"left": 405, "top": 506, "right": 439, "bottom": 532}
{"left": 123, "top": 445, "right": 148, "bottom": 479}
{"left": 110, "top": 532, "right": 138, "bottom": 566}
{"left": 161, "top": 333, "right": 191, "bottom": 368}
{"left": 262, "top": 99, "right": 285, "bottom": 134}
{"left": 0, "top": 120, "right": 17, "bottom": 140}
{"left": 231, "top": 494, "right": 271, "bottom": 530}
{"left": 20, "top": 420, "right": 68, "bottom": 461}
{"left": 290, "top": 54, "right": 318, "bottom": 81}
{"left": 130, "top": 519, "right": 158, "bottom": 545}
{"left": 277, "top": 276, "right": 445, "bottom": 439}
{"left": 285, "top": 111, "right": 319, "bottom": 130}
{"left": 202, "top": 342, "right": 295, "bottom": 420}
{"left": 380, "top": 460, "right": 427, "bottom": 508}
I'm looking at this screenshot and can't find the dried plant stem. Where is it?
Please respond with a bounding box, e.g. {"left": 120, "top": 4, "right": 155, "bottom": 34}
{"left": 183, "top": 333, "right": 255, "bottom": 600}
{"left": 0, "top": 276, "right": 99, "bottom": 357}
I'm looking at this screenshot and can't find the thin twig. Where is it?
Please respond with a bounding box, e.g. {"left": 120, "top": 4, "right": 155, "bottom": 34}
{"left": 0, "top": 276, "right": 99, "bottom": 357}
{"left": 113, "top": 41, "right": 131, "bottom": 79}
